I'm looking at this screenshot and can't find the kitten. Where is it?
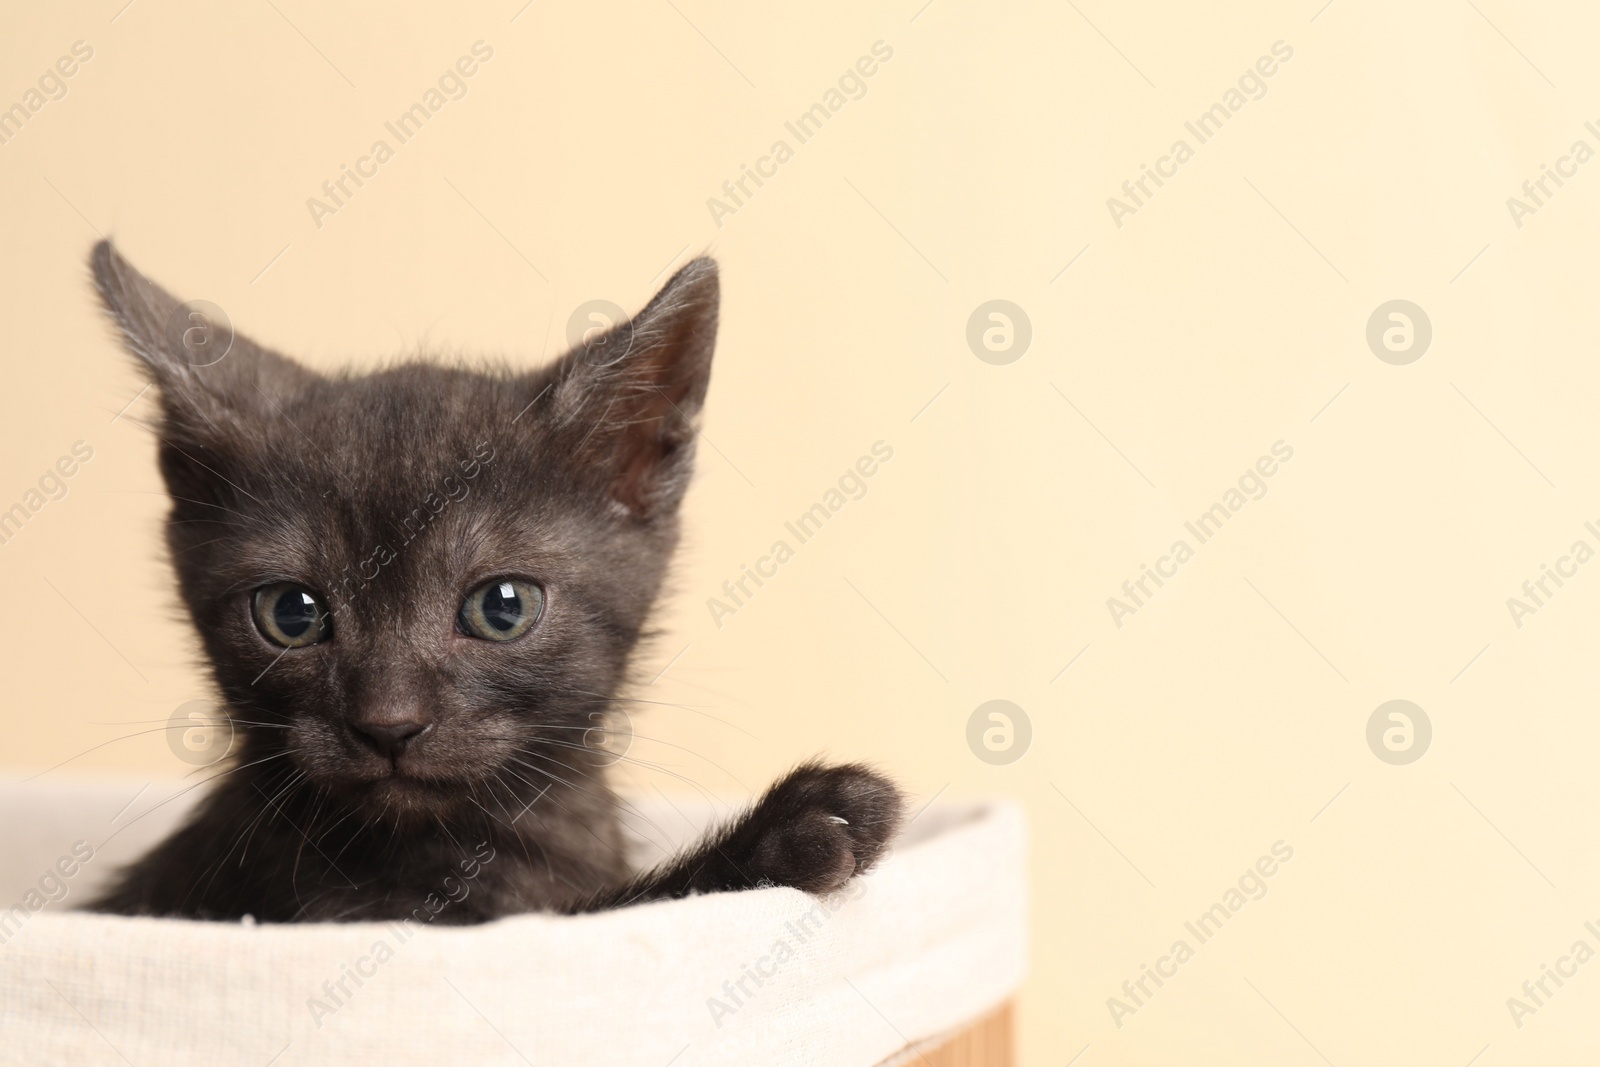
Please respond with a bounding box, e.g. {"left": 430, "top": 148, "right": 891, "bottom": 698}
{"left": 86, "top": 241, "right": 902, "bottom": 922}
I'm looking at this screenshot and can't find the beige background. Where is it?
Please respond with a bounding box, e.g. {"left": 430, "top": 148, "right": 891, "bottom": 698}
{"left": 4, "top": 0, "right": 1599, "bottom": 1062}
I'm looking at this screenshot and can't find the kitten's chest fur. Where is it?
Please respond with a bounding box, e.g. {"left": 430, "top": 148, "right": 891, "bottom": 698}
{"left": 99, "top": 773, "right": 629, "bottom": 923}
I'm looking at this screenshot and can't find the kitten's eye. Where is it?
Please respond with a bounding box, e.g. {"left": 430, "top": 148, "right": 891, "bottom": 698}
{"left": 458, "top": 579, "right": 543, "bottom": 642}
{"left": 252, "top": 583, "right": 332, "bottom": 648}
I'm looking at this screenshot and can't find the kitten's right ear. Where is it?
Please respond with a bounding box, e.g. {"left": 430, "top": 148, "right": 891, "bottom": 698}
{"left": 90, "top": 240, "right": 314, "bottom": 432}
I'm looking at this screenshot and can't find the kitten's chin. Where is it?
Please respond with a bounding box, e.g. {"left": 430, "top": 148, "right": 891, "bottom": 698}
{"left": 332, "top": 767, "right": 480, "bottom": 821}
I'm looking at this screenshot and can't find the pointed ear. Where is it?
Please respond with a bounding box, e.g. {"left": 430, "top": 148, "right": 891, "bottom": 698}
{"left": 548, "top": 257, "right": 719, "bottom": 518}
{"left": 90, "top": 239, "right": 314, "bottom": 438}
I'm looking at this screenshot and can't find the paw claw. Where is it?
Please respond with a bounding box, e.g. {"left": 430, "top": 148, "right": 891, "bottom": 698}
{"left": 744, "top": 762, "right": 904, "bottom": 895}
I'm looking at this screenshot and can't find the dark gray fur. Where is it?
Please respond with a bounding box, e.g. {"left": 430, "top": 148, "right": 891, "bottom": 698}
{"left": 86, "top": 241, "right": 902, "bottom": 922}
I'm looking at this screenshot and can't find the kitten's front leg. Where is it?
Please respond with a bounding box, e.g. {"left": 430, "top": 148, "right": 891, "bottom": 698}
{"left": 566, "top": 762, "right": 904, "bottom": 913}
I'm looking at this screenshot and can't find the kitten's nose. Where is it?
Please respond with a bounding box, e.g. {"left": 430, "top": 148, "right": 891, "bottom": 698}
{"left": 351, "top": 717, "right": 432, "bottom": 760}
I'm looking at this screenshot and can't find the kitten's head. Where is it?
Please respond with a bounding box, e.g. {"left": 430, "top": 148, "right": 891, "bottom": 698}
{"left": 92, "top": 241, "right": 717, "bottom": 820}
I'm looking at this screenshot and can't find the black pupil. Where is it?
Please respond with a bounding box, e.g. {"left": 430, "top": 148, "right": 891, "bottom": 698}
{"left": 274, "top": 589, "right": 318, "bottom": 638}
{"left": 480, "top": 582, "right": 524, "bottom": 632}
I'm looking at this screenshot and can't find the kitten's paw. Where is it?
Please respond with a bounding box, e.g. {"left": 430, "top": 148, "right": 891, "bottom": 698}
{"left": 746, "top": 762, "right": 905, "bottom": 895}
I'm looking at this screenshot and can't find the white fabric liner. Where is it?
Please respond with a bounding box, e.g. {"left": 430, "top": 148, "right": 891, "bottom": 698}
{"left": 0, "top": 778, "right": 1025, "bottom": 1066}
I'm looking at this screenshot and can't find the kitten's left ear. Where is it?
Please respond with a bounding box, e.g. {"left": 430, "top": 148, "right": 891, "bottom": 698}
{"left": 90, "top": 240, "right": 314, "bottom": 433}
{"left": 548, "top": 257, "right": 719, "bottom": 518}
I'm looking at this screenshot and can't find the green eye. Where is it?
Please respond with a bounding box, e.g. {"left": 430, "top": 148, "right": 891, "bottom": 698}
{"left": 458, "top": 579, "right": 543, "bottom": 641}
{"left": 252, "top": 583, "right": 332, "bottom": 648}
